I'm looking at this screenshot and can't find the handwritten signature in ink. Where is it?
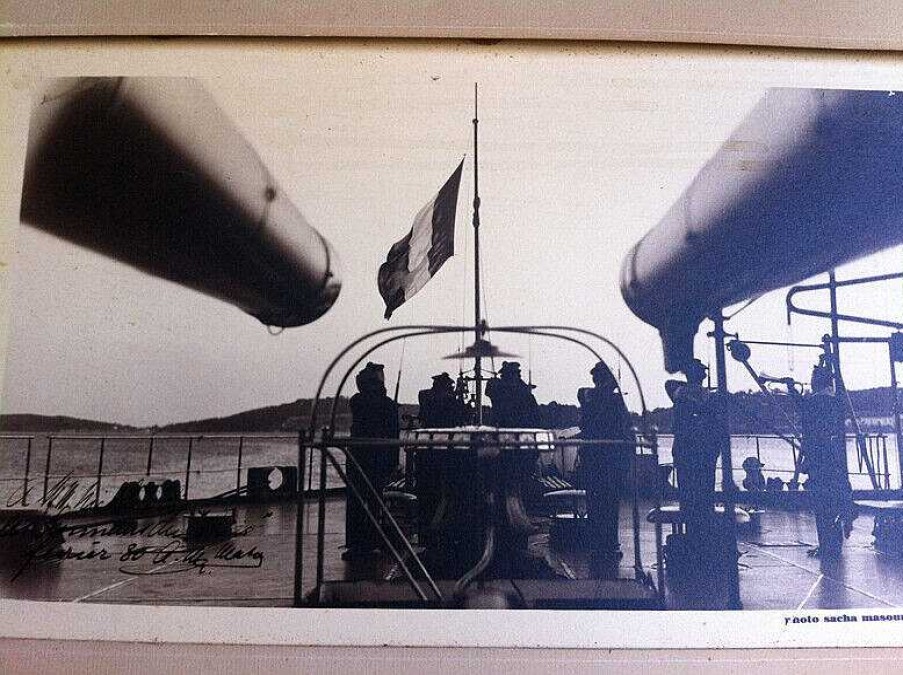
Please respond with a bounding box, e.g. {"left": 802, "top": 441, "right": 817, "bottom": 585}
{"left": 118, "top": 540, "right": 265, "bottom": 575}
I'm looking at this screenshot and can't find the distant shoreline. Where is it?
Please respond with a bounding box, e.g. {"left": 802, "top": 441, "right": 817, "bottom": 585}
{"left": 3, "top": 385, "right": 899, "bottom": 435}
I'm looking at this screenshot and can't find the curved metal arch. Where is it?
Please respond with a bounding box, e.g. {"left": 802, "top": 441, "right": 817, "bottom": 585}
{"left": 312, "top": 324, "right": 646, "bottom": 423}
{"left": 787, "top": 284, "right": 903, "bottom": 330}
{"left": 506, "top": 329, "right": 604, "bottom": 362}
{"left": 306, "top": 326, "right": 473, "bottom": 608}
{"left": 323, "top": 327, "right": 625, "bottom": 433}
{"left": 306, "top": 324, "right": 471, "bottom": 438}
{"left": 325, "top": 329, "right": 460, "bottom": 434}
{"left": 297, "top": 324, "right": 465, "bottom": 606}
{"left": 318, "top": 325, "right": 605, "bottom": 587}
{"left": 300, "top": 322, "right": 658, "bottom": 607}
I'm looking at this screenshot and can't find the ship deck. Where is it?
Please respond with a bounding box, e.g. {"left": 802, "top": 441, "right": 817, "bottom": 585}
{"left": 2, "top": 495, "right": 903, "bottom": 611}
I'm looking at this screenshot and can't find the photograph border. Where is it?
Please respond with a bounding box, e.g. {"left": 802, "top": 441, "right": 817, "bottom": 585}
{"left": 5, "top": 30, "right": 903, "bottom": 664}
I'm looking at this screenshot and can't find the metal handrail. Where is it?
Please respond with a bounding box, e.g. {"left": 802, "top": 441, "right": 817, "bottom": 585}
{"left": 305, "top": 431, "right": 659, "bottom": 606}
{"left": 0, "top": 433, "right": 313, "bottom": 508}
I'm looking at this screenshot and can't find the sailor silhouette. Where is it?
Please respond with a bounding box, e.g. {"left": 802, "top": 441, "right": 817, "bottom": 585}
{"left": 418, "top": 372, "right": 467, "bottom": 428}
{"left": 485, "top": 361, "right": 540, "bottom": 428}
{"left": 741, "top": 456, "right": 766, "bottom": 492}
{"left": 578, "top": 359, "right": 634, "bottom": 578}
{"left": 665, "top": 359, "right": 728, "bottom": 535}
{"left": 797, "top": 360, "right": 854, "bottom": 560}
{"left": 343, "top": 362, "right": 400, "bottom": 561}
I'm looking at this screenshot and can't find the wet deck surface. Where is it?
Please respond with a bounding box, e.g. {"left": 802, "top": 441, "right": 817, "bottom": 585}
{"left": 1, "top": 497, "right": 902, "bottom": 610}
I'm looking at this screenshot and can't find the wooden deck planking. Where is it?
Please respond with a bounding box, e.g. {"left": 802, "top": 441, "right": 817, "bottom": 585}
{"left": 1, "top": 496, "right": 902, "bottom": 610}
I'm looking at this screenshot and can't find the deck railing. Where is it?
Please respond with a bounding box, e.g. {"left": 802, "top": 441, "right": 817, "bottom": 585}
{"left": 0, "top": 433, "right": 320, "bottom": 509}
{"left": 300, "top": 431, "right": 665, "bottom": 607}
{"left": 2, "top": 430, "right": 894, "bottom": 510}
{"left": 655, "top": 432, "right": 895, "bottom": 490}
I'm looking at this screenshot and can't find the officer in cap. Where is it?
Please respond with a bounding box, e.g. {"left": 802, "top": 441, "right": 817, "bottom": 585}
{"left": 344, "top": 362, "right": 400, "bottom": 561}
{"left": 797, "top": 359, "right": 854, "bottom": 560}
{"left": 578, "top": 359, "right": 634, "bottom": 577}
{"left": 485, "top": 361, "right": 540, "bottom": 428}
{"left": 415, "top": 372, "right": 470, "bottom": 551}
{"left": 418, "top": 372, "right": 467, "bottom": 428}
{"left": 665, "top": 358, "right": 729, "bottom": 535}
{"left": 741, "top": 456, "right": 766, "bottom": 492}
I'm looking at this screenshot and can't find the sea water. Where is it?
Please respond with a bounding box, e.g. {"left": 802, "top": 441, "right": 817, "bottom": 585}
{"left": 0, "top": 431, "right": 897, "bottom": 507}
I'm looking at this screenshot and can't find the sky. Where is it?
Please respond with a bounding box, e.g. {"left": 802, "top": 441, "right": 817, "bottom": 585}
{"left": 3, "top": 40, "right": 903, "bottom": 426}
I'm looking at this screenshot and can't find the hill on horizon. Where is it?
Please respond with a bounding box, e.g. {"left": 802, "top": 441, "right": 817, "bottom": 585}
{"left": 0, "top": 413, "right": 136, "bottom": 433}
{"left": 3, "top": 385, "right": 899, "bottom": 434}
{"left": 158, "top": 397, "right": 357, "bottom": 433}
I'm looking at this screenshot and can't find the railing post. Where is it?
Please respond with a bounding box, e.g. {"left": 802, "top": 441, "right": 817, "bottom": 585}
{"left": 631, "top": 438, "right": 642, "bottom": 582}
{"left": 236, "top": 436, "right": 244, "bottom": 495}
{"left": 651, "top": 433, "right": 665, "bottom": 606}
{"left": 42, "top": 437, "right": 53, "bottom": 502}
{"left": 870, "top": 435, "right": 880, "bottom": 486}
{"left": 866, "top": 434, "right": 874, "bottom": 482}
{"left": 95, "top": 438, "right": 106, "bottom": 509}
{"left": 315, "top": 435, "right": 329, "bottom": 602}
{"left": 184, "top": 437, "right": 193, "bottom": 500}
{"left": 146, "top": 436, "right": 155, "bottom": 477}
{"left": 711, "top": 312, "right": 738, "bottom": 493}
{"left": 293, "top": 430, "right": 307, "bottom": 607}
{"left": 854, "top": 433, "right": 864, "bottom": 473}
{"left": 306, "top": 443, "right": 316, "bottom": 494}
{"left": 22, "top": 438, "right": 32, "bottom": 507}
{"left": 890, "top": 343, "right": 903, "bottom": 490}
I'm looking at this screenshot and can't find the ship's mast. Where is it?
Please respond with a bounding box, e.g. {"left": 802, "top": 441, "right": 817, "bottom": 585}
{"left": 472, "top": 83, "right": 484, "bottom": 424}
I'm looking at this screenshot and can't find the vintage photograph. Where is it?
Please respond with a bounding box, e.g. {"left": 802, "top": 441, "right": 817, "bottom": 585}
{"left": 3, "top": 41, "right": 903, "bottom": 627}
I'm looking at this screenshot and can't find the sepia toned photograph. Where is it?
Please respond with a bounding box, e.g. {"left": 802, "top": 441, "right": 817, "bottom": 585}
{"left": 3, "top": 40, "right": 903, "bottom": 648}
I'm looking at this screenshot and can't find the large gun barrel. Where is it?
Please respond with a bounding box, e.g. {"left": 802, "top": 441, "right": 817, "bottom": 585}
{"left": 21, "top": 77, "right": 340, "bottom": 328}
{"left": 620, "top": 88, "right": 903, "bottom": 371}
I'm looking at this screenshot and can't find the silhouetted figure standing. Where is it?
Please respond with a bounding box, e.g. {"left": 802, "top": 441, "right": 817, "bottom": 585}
{"left": 416, "top": 371, "right": 468, "bottom": 546}
{"left": 741, "top": 456, "right": 766, "bottom": 492}
{"left": 454, "top": 373, "right": 470, "bottom": 414}
{"left": 344, "top": 362, "right": 400, "bottom": 561}
{"left": 418, "top": 372, "right": 467, "bottom": 428}
{"left": 798, "top": 361, "right": 853, "bottom": 560}
{"left": 666, "top": 359, "right": 728, "bottom": 535}
{"left": 485, "top": 361, "right": 540, "bottom": 428}
{"left": 578, "top": 360, "right": 634, "bottom": 577}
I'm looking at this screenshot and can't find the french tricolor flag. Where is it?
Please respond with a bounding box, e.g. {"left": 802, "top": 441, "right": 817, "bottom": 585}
{"left": 378, "top": 159, "right": 465, "bottom": 319}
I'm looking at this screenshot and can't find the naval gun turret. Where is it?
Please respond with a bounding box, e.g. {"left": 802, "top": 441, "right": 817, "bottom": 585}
{"left": 621, "top": 88, "right": 903, "bottom": 370}
{"left": 21, "top": 77, "right": 340, "bottom": 328}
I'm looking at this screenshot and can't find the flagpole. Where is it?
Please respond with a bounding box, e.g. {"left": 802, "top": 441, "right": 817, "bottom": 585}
{"left": 472, "top": 82, "right": 484, "bottom": 425}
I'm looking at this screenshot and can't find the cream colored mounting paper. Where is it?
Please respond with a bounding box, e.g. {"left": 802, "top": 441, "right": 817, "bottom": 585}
{"left": 3, "top": 1, "right": 903, "bottom": 50}
{"left": 3, "top": 39, "right": 903, "bottom": 650}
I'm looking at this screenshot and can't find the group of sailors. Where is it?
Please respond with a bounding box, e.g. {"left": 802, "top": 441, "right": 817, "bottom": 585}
{"left": 342, "top": 358, "right": 633, "bottom": 567}
{"left": 417, "top": 360, "right": 542, "bottom": 428}
{"left": 342, "top": 352, "right": 856, "bottom": 568}
{"left": 666, "top": 356, "right": 854, "bottom": 562}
